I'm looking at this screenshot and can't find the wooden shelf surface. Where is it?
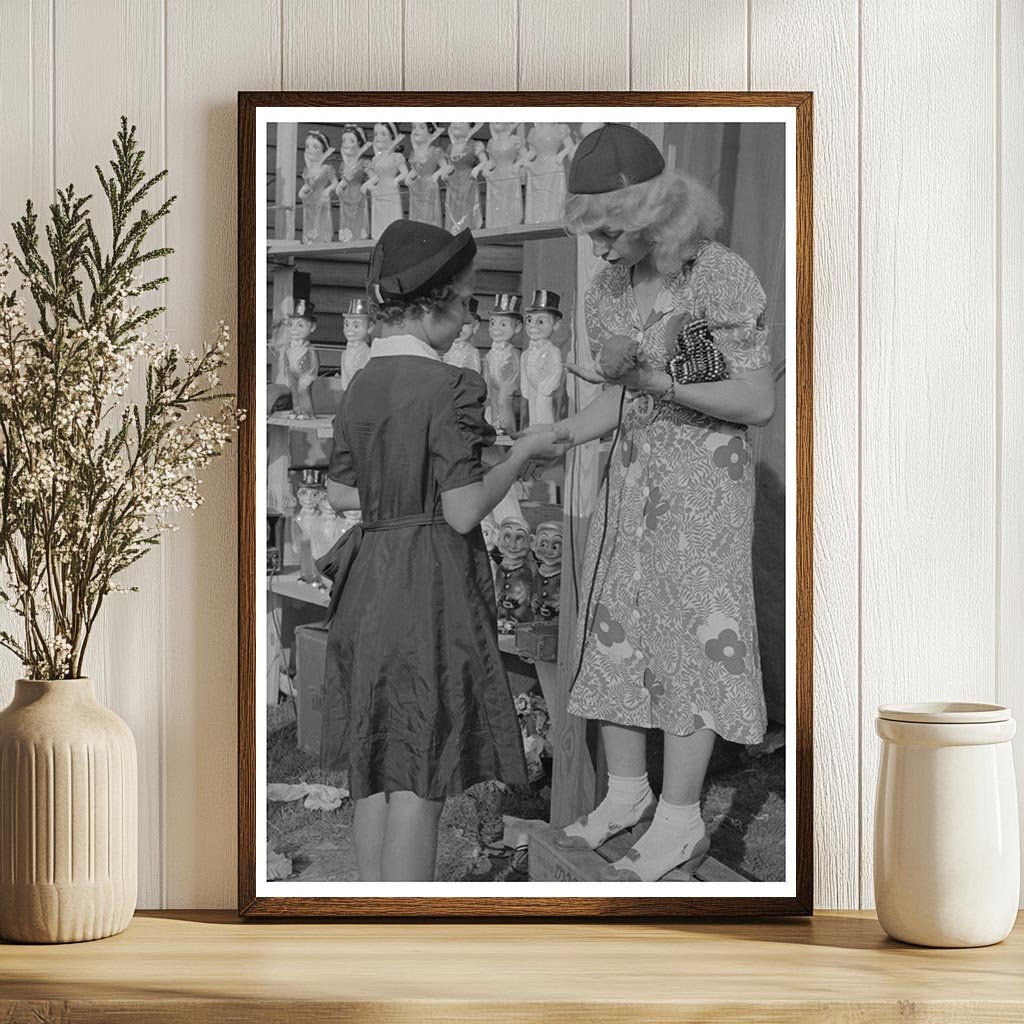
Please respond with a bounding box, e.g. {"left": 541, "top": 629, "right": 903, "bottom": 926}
{"left": 1, "top": 911, "right": 1022, "bottom": 1021}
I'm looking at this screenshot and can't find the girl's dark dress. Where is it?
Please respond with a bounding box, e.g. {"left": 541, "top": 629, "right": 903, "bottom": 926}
{"left": 321, "top": 342, "right": 528, "bottom": 800}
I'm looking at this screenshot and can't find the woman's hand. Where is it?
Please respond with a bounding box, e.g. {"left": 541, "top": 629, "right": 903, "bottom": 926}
{"left": 565, "top": 359, "right": 659, "bottom": 394}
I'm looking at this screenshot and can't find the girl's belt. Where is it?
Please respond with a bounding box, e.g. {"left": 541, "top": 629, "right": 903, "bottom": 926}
{"left": 362, "top": 513, "right": 448, "bottom": 533}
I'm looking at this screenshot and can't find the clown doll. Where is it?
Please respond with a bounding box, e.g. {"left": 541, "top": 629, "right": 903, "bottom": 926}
{"left": 443, "top": 296, "right": 483, "bottom": 375}
{"left": 483, "top": 293, "right": 522, "bottom": 434}
{"left": 520, "top": 289, "right": 565, "bottom": 426}
{"left": 495, "top": 516, "right": 534, "bottom": 634}
{"left": 340, "top": 297, "right": 374, "bottom": 391}
{"left": 531, "top": 521, "right": 563, "bottom": 621}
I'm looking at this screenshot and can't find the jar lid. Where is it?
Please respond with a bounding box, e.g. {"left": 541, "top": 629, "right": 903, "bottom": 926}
{"left": 877, "top": 702, "right": 1011, "bottom": 724}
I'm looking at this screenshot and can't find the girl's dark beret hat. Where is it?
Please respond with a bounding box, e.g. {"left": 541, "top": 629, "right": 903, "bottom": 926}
{"left": 567, "top": 123, "right": 666, "bottom": 195}
{"left": 368, "top": 220, "right": 477, "bottom": 302}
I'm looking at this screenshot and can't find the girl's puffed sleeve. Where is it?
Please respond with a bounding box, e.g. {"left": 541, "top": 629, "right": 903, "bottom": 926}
{"left": 326, "top": 398, "right": 357, "bottom": 486}
{"left": 429, "top": 370, "right": 496, "bottom": 492}
{"left": 697, "top": 244, "right": 772, "bottom": 375}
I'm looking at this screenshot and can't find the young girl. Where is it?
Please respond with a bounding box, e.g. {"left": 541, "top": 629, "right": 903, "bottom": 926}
{"left": 322, "top": 219, "right": 571, "bottom": 882}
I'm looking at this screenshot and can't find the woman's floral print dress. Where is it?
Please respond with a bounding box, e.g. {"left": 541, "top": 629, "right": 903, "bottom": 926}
{"left": 568, "top": 240, "right": 771, "bottom": 744}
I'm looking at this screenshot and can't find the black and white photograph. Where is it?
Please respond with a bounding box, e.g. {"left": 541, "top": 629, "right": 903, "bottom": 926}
{"left": 242, "top": 97, "right": 809, "bottom": 914}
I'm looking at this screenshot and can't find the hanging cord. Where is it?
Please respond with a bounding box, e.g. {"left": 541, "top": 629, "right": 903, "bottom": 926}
{"left": 568, "top": 386, "right": 627, "bottom": 693}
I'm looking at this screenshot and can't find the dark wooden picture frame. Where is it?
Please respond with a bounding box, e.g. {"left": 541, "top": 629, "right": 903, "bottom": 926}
{"left": 238, "top": 91, "right": 813, "bottom": 917}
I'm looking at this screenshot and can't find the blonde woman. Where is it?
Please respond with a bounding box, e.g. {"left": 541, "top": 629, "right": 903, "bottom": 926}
{"left": 547, "top": 124, "right": 775, "bottom": 881}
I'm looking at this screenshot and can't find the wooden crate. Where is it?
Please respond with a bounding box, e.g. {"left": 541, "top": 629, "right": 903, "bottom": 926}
{"left": 502, "top": 815, "right": 748, "bottom": 883}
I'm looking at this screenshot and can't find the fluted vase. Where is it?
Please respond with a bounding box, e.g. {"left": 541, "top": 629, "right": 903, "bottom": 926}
{"left": 0, "top": 678, "right": 137, "bottom": 943}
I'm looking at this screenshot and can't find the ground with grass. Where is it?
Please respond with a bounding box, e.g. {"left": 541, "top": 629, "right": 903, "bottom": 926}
{"left": 266, "top": 699, "right": 786, "bottom": 883}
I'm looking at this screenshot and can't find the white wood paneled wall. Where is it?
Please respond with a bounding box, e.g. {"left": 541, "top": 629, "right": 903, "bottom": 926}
{"left": 0, "top": 0, "right": 1018, "bottom": 911}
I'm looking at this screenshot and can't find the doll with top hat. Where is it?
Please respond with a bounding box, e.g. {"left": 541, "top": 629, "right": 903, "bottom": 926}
{"left": 482, "top": 122, "right": 525, "bottom": 229}
{"left": 530, "top": 520, "right": 562, "bottom": 620}
{"left": 340, "top": 297, "right": 374, "bottom": 391}
{"left": 494, "top": 516, "right": 534, "bottom": 634}
{"left": 520, "top": 290, "right": 565, "bottom": 426}
{"left": 405, "top": 122, "right": 446, "bottom": 227}
{"left": 442, "top": 296, "right": 482, "bottom": 375}
{"left": 439, "top": 122, "right": 486, "bottom": 232}
{"left": 283, "top": 280, "right": 319, "bottom": 418}
{"left": 483, "top": 294, "right": 523, "bottom": 434}
{"left": 363, "top": 122, "right": 407, "bottom": 239}
{"left": 334, "top": 123, "right": 372, "bottom": 241}
{"left": 523, "top": 123, "right": 572, "bottom": 224}
{"left": 299, "top": 129, "right": 337, "bottom": 244}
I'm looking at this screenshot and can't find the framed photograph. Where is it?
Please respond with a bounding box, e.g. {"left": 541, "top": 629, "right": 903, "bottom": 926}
{"left": 238, "top": 91, "right": 812, "bottom": 917}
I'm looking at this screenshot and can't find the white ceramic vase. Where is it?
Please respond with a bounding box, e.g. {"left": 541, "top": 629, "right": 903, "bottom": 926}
{"left": 874, "top": 702, "right": 1019, "bottom": 947}
{"left": 0, "top": 678, "right": 137, "bottom": 943}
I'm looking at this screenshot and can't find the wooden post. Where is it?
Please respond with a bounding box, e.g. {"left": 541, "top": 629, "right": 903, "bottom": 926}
{"left": 274, "top": 122, "right": 298, "bottom": 242}
{"left": 548, "top": 237, "right": 605, "bottom": 827}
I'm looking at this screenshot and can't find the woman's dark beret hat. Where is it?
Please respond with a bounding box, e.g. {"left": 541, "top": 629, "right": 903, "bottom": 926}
{"left": 567, "top": 123, "right": 666, "bottom": 195}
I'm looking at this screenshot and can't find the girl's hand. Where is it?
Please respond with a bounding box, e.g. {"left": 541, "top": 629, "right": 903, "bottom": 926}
{"left": 565, "top": 360, "right": 658, "bottom": 393}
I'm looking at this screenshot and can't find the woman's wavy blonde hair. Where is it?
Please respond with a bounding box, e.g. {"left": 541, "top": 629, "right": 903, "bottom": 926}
{"left": 563, "top": 170, "right": 724, "bottom": 273}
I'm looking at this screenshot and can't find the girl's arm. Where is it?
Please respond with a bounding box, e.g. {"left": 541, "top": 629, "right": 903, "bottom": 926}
{"left": 441, "top": 428, "right": 571, "bottom": 535}
{"left": 326, "top": 480, "right": 360, "bottom": 512}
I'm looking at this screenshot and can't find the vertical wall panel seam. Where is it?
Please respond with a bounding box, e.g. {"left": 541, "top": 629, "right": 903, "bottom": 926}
{"left": 400, "top": 0, "right": 406, "bottom": 90}
{"left": 746, "top": 0, "right": 752, "bottom": 89}
{"left": 855, "top": 0, "right": 864, "bottom": 909}
{"left": 49, "top": 0, "right": 55, "bottom": 197}
{"left": 159, "top": 0, "right": 169, "bottom": 908}
{"left": 515, "top": 0, "right": 521, "bottom": 90}
{"left": 279, "top": 0, "right": 284, "bottom": 91}
{"left": 627, "top": 0, "right": 633, "bottom": 90}
{"left": 994, "top": 0, "right": 1003, "bottom": 707}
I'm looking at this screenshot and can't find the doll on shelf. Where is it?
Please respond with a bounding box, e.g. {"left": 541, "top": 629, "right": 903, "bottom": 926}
{"left": 294, "top": 471, "right": 324, "bottom": 584}
{"left": 440, "top": 122, "right": 486, "bottom": 232}
{"left": 482, "top": 122, "right": 525, "bottom": 229}
{"left": 522, "top": 123, "right": 572, "bottom": 224}
{"left": 298, "top": 129, "right": 337, "bottom": 244}
{"left": 283, "top": 288, "right": 319, "bottom": 419}
{"left": 530, "top": 521, "right": 562, "bottom": 621}
{"left": 495, "top": 516, "right": 534, "bottom": 635}
{"left": 334, "top": 123, "right": 372, "bottom": 242}
{"left": 520, "top": 290, "right": 565, "bottom": 426}
{"left": 362, "top": 122, "right": 407, "bottom": 239}
{"left": 405, "top": 122, "right": 446, "bottom": 227}
{"left": 442, "top": 296, "right": 482, "bottom": 375}
{"left": 483, "top": 294, "right": 523, "bottom": 435}
{"left": 312, "top": 489, "right": 349, "bottom": 589}
{"left": 340, "top": 297, "right": 374, "bottom": 391}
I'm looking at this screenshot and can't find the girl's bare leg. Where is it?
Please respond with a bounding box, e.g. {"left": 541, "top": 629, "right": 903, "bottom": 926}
{"left": 380, "top": 791, "right": 445, "bottom": 881}
{"left": 661, "top": 727, "right": 716, "bottom": 805}
{"left": 353, "top": 792, "right": 388, "bottom": 881}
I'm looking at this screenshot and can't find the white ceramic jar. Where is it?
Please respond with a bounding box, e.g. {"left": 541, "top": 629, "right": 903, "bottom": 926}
{"left": 874, "top": 702, "right": 1019, "bottom": 947}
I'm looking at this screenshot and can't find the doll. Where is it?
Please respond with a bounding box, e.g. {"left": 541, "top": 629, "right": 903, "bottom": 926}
{"left": 482, "top": 122, "right": 525, "bottom": 229}
{"left": 530, "top": 521, "right": 563, "bottom": 621}
{"left": 495, "top": 516, "right": 534, "bottom": 634}
{"left": 523, "top": 123, "right": 572, "bottom": 224}
{"left": 340, "top": 297, "right": 374, "bottom": 390}
{"left": 294, "top": 472, "right": 323, "bottom": 584}
{"left": 299, "top": 130, "right": 337, "bottom": 244}
{"left": 440, "top": 122, "right": 486, "bottom": 232}
{"left": 334, "top": 123, "right": 372, "bottom": 241}
{"left": 520, "top": 290, "right": 565, "bottom": 426}
{"left": 405, "top": 122, "right": 446, "bottom": 227}
{"left": 311, "top": 490, "right": 349, "bottom": 589}
{"left": 483, "top": 294, "right": 522, "bottom": 434}
{"left": 442, "top": 296, "right": 482, "bottom": 375}
{"left": 283, "top": 297, "right": 319, "bottom": 419}
{"left": 363, "top": 122, "right": 407, "bottom": 239}
{"left": 480, "top": 511, "right": 501, "bottom": 590}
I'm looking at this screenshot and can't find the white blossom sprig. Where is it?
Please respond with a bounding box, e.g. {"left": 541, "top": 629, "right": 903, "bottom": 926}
{"left": 0, "top": 118, "right": 242, "bottom": 680}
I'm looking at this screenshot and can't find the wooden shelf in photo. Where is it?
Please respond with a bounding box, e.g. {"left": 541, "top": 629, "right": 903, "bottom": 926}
{"left": 267, "top": 220, "right": 570, "bottom": 262}
{"left": 267, "top": 413, "right": 334, "bottom": 435}
{"left": 268, "top": 569, "right": 330, "bottom": 608}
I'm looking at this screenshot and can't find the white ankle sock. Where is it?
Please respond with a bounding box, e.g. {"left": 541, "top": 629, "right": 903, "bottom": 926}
{"left": 605, "top": 797, "right": 707, "bottom": 881}
{"left": 558, "top": 772, "right": 655, "bottom": 849}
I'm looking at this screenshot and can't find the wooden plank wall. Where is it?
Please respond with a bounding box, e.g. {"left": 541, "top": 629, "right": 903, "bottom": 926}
{"left": 0, "top": 0, "right": 1017, "bottom": 911}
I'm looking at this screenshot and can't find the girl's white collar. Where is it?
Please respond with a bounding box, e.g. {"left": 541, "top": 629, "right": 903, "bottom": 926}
{"left": 369, "top": 334, "right": 441, "bottom": 361}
